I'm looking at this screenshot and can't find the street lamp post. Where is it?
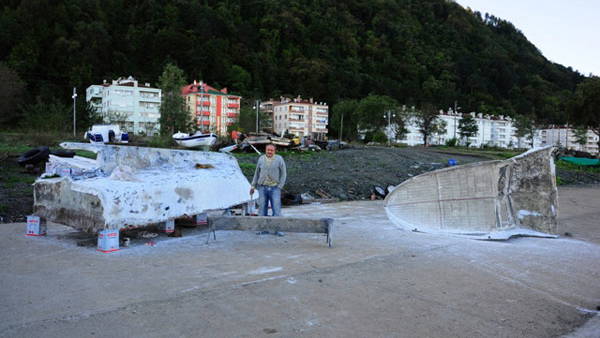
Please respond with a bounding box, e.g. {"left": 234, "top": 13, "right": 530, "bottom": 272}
{"left": 339, "top": 112, "right": 344, "bottom": 141}
{"left": 383, "top": 110, "right": 396, "bottom": 146}
{"left": 253, "top": 99, "right": 260, "bottom": 133}
{"left": 72, "top": 87, "right": 77, "bottom": 137}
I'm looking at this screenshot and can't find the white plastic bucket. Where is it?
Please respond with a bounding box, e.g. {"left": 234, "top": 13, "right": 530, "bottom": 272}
{"left": 245, "top": 201, "right": 258, "bottom": 216}
{"left": 26, "top": 215, "right": 47, "bottom": 236}
{"left": 97, "top": 229, "right": 119, "bottom": 253}
{"left": 160, "top": 219, "right": 175, "bottom": 233}
{"left": 195, "top": 213, "right": 208, "bottom": 225}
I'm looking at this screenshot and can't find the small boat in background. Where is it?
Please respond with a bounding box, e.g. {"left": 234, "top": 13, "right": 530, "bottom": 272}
{"left": 172, "top": 131, "right": 218, "bottom": 148}
{"left": 84, "top": 124, "right": 129, "bottom": 144}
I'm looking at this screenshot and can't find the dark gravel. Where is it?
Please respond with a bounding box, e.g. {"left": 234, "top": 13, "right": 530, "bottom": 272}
{"left": 237, "top": 146, "right": 486, "bottom": 201}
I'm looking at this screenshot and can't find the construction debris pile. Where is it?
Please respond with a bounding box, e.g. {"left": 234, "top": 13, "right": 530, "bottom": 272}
{"left": 219, "top": 133, "right": 346, "bottom": 153}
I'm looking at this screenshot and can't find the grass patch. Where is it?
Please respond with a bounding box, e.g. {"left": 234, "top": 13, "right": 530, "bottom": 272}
{"left": 556, "top": 160, "right": 600, "bottom": 173}
{"left": 239, "top": 162, "right": 256, "bottom": 170}
{"left": 75, "top": 150, "right": 97, "bottom": 159}
{"left": 146, "top": 135, "right": 176, "bottom": 149}
{"left": 432, "top": 146, "right": 523, "bottom": 160}
{"left": 238, "top": 162, "right": 257, "bottom": 177}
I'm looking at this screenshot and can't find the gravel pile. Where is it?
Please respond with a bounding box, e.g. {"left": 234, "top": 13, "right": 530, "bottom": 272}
{"left": 238, "top": 146, "right": 486, "bottom": 201}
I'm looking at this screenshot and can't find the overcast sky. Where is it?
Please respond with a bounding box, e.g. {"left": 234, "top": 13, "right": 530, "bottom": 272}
{"left": 456, "top": 0, "right": 600, "bottom": 76}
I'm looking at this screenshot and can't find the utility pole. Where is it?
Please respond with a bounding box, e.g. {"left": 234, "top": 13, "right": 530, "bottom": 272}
{"left": 339, "top": 113, "right": 344, "bottom": 141}
{"left": 255, "top": 99, "right": 260, "bottom": 133}
{"left": 72, "top": 87, "right": 77, "bottom": 137}
{"left": 383, "top": 110, "right": 395, "bottom": 146}
{"left": 453, "top": 100, "right": 458, "bottom": 139}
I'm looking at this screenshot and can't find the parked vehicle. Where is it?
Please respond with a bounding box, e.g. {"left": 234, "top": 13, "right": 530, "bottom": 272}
{"left": 172, "top": 131, "right": 218, "bottom": 148}
{"left": 84, "top": 124, "right": 129, "bottom": 144}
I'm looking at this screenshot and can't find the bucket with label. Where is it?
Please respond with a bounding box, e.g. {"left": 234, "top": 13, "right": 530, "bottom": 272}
{"left": 26, "top": 215, "right": 47, "bottom": 236}
{"left": 97, "top": 229, "right": 120, "bottom": 253}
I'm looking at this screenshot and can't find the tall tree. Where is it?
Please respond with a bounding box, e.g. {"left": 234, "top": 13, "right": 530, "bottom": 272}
{"left": 513, "top": 114, "right": 537, "bottom": 148}
{"left": 569, "top": 77, "right": 600, "bottom": 152}
{"left": 458, "top": 114, "right": 478, "bottom": 146}
{"left": 354, "top": 94, "right": 398, "bottom": 133}
{"left": 414, "top": 103, "right": 447, "bottom": 146}
{"left": 331, "top": 99, "right": 359, "bottom": 141}
{"left": 0, "top": 63, "right": 25, "bottom": 127}
{"left": 158, "top": 63, "right": 191, "bottom": 136}
{"left": 572, "top": 127, "right": 588, "bottom": 149}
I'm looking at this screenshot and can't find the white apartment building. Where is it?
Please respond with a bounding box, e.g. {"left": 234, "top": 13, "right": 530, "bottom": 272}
{"left": 271, "top": 96, "right": 328, "bottom": 140}
{"left": 540, "top": 127, "right": 599, "bottom": 154}
{"left": 394, "top": 111, "right": 542, "bottom": 149}
{"left": 86, "top": 76, "right": 162, "bottom": 136}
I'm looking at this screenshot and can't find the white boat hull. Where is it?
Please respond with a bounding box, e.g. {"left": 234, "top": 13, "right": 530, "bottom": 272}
{"left": 173, "top": 133, "right": 217, "bottom": 148}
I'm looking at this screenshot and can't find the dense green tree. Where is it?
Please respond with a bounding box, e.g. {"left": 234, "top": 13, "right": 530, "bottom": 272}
{"left": 513, "top": 114, "right": 537, "bottom": 148}
{"left": 458, "top": 114, "right": 479, "bottom": 146}
{"left": 569, "top": 77, "right": 600, "bottom": 151}
{"left": 572, "top": 127, "right": 588, "bottom": 148}
{"left": 158, "top": 63, "right": 191, "bottom": 136}
{"left": 354, "top": 94, "right": 398, "bottom": 132}
{"left": 414, "top": 103, "right": 447, "bottom": 146}
{"left": 330, "top": 99, "right": 359, "bottom": 141}
{"left": 0, "top": 0, "right": 589, "bottom": 132}
{"left": 0, "top": 63, "right": 25, "bottom": 127}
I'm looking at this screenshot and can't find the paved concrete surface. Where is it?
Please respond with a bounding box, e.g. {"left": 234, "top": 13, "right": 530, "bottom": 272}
{"left": 1, "top": 186, "right": 599, "bottom": 337}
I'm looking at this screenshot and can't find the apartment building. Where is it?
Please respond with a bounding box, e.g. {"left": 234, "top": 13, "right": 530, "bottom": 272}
{"left": 271, "top": 96, "right": 329, "bottom": 140}
{"left": 181, "top": 80, "right": 241, "bottom": 136}
{"left": 540, "top": 127, "right": 599, "bottom": 154}
{"left": 86, "top": 76, "right": 162, "bottom": 136}
{"left": 396, "top": 111, "right": 542, "bottom": 149}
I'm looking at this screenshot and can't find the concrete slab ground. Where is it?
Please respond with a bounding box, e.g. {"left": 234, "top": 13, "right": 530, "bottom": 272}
{"left": 0, "top": 186, "right": 599, "bottom": 337}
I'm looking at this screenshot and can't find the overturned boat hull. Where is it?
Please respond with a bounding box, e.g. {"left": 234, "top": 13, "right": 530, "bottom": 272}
{"left": 34, "top": 143, "right": 257, "bottom": 232}
{"left": 384, "top": 147, "right": 558, "bottom": 239}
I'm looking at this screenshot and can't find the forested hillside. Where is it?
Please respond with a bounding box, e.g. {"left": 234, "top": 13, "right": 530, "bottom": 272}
{"left": 0, "top": 0, "right": 588, "bottom": 129}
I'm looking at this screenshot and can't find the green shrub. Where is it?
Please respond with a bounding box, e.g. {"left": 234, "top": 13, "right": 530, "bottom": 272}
{"left": 372, "top": 130, "right": 388, "bottom": 144}
{"left": 147, "top": 135, "right": 175, "bottom": 148}
{"left": 445, "top": 138, "right": 458, "bottom": 147}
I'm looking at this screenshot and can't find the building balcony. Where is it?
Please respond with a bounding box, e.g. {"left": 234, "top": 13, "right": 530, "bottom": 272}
{"left": 227, "top": 113, "right": 237, "bottom": 118}
{"left": 199, "top": 101, "right": 210, "bottom": 106}
{"left": 227, "top": 103, "right": 240, "bottom": 108}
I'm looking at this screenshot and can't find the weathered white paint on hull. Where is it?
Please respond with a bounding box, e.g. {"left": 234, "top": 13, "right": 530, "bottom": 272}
{"left": 384, "top": 146, "right": 558, "bottom": 239}
{"left": 34, "top": 143, "right": 257, "bottom": 231}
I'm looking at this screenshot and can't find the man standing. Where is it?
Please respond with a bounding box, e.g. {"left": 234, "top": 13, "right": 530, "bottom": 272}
{"left": 250, "top": 144, "right": 287, "bottom": 216}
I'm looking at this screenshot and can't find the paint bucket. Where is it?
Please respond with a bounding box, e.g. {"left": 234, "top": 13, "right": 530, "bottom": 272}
{"left": 160, "top": 219, "right": 175, "bottom": 233}
{"left": 245, "top": 201, "right": 258, "bottom": 216}
{"left": 195, "top": 213, "right": 208, "bottom": 225}
{"left": 97, "top": 229, "right": 120, "bottom": 253}
{"left": 26, "top": 215, "right": 47, "bottom": 236}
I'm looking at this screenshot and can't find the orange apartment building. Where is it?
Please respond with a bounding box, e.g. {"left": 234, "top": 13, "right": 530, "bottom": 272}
{"left": 271, "top": 96, "right": 329, "bottom": 140}
{"left": 181, "top": 80, "right": 241, "bottom": 136}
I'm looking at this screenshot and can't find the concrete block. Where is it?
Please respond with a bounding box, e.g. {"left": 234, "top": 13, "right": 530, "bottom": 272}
{"left": 208, "top": 216, "right": 334, "bottom": 247}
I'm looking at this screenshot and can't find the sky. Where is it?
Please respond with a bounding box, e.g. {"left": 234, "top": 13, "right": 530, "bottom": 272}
{"left": 456, "top": 0, "right": 600, "bottom": 76}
